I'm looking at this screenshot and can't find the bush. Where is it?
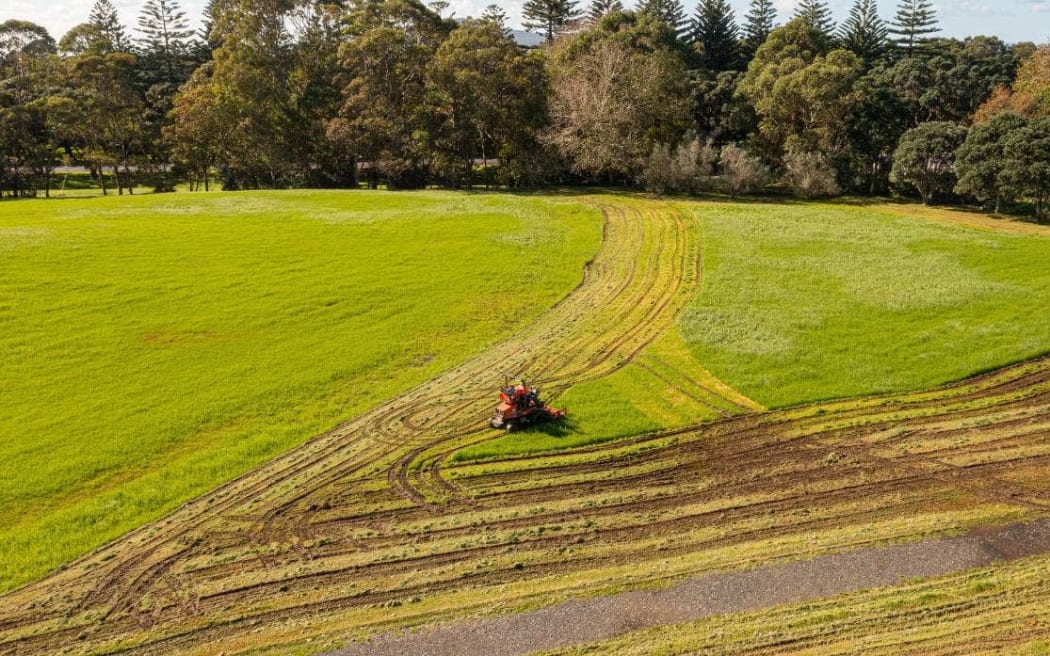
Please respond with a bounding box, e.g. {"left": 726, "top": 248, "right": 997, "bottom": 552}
{"left": 720, "top": 144, "right": 771, "bottom": 197}
{"left": 641, "top": 136, "right": 718, "bottom": 195}
{"left": 783, "top": 149, "right": 840, "bottom": 198}
{"left": 642, "top": 143, "right": 675, "bottom": 194}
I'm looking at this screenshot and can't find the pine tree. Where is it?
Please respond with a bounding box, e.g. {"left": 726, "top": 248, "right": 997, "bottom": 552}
{"left": 88, "top": 0, "right": 130, "bottom": 52}
{"left": 137, "top": 0, "right": 195, "bottom": 82}
{"left": 839, "top": 0, "right": 887, "bottom": 62}
{"left": 743, "top": 0, "right": 777, "bottom": 55}
{"left": 793, "top": 0, "right": 835, "bottom": 40}
{"left": 889, "top": 0, "right": 939, "bottom": 53}
{"left": 522, "top": 0, "right": 582, "bottom": 44}
{"left": 587, "top": 0, "right": 624, "bottom": 24}
{"left": 638, "top": 0, "right": 688, "bottom": 38}
{"left": 480, "top": 4, "right": 510, "bottom": 30}
{"left": 692, "top": 0, "right": 739, "bottom": 71}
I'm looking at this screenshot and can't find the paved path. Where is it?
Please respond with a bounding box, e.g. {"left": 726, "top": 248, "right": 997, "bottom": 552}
{"left": 333, "top": 519, "right": 1050, "bottom": 656}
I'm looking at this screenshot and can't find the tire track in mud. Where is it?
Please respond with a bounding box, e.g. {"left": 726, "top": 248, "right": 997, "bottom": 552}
{"left": 3, "top": 199, "right": 1050, "bottom": 656}
{"left": 6, "top": 356, "right": 1050, "bottom": 656}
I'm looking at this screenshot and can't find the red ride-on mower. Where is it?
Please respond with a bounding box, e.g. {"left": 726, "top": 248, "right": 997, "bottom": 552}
{"left": 490, "top": 378, "right": 566, "bottom": 432}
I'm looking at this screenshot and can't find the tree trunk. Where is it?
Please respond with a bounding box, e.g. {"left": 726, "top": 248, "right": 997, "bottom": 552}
{"left": 113, "top": 165, "right": 123, "bottom": 195}
{"left": 124, "top": 159, "right": 134, "bottom": 195}
{"left": 98, "top": 163, "right": 108, "bottom": 196}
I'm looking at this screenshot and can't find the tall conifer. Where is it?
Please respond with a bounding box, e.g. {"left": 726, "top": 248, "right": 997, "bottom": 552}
{"left": 692, "top": 0, "right": 740, "bottom": 71}
{"left": 889, "top": 0, "right": 939, "bottom": 52}
{"left": 137, "top": 0, "right": 195, "bottom": 82}
{"left": 587, "top": 0, "right": 624, "bottom": 24}
{"left": 839, "top": 0, "right": 887, "bottom": 62}
{"left": 88, "top": 0, "right": 130, "bottom": 52}
{"left": 793, "top": 0, "right": 835, "bottom": 40}
{"left": 638, "top": 0, "right": 688, "bottom": 38}
{"left": 522, "top": 0, "right": 582, "bottom": 44}
{"left": 743, "top": 0, "right": 777, "bottom": 55}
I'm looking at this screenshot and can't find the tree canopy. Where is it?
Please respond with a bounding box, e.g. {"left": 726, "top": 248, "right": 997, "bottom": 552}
{"left": 0, "top": 0, "right": 1047, "bottom": 220}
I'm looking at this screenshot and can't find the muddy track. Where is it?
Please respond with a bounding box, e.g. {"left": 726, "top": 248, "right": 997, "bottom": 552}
{"left": 2, "top": 198, "right": 1049, "bottom": 656}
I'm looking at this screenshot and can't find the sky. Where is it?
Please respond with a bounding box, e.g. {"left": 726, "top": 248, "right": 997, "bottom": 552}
{"left": 3, "top": 0, "right": 1048, "bottom": 45}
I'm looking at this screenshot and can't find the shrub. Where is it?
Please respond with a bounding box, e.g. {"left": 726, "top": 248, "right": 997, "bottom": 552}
{"left": 783, "top": 149, "right": 841, "bottom": 198}
{"left": 720, "top": 144, "right": 771, "bottom": 197}
{"left": 641, "top": 136, "right": 718, "bottom": 195}
{"left": 642, "top": 143, "right": 675, "bottom": 194}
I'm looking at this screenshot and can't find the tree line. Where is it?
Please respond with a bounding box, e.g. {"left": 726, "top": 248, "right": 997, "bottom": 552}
{"left": 0, "top": 0, "right": 1048, "bottom": 218}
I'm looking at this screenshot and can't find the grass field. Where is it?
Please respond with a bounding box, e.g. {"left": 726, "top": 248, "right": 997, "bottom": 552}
{"left": 462, "top": 197, "right": 1050, "bottom": 461}
{"left": 681, "top": 200, "right": 1050, "bottom": 409}
{"left": 0, "top": 190, "right": 602, "bottom": 591}
{"left": 3, "top": 192, "right": 1050, "bottom": 656}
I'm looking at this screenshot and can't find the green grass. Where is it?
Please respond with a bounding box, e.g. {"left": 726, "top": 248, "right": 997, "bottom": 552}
{"left": 456, "top": 330, "right": 744, "bottom": 461}
{"left": 682, "top": 200, "right": 1050, "bottom": 408}
{"left": 0, "top": 190, "right": 602, "bottom": 592}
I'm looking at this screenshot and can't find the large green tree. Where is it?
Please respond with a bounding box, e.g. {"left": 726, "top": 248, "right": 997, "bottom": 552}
{"left": 426, "top": 20, "right": 549, "bottom": 187}
{"left": 889, "top": 120, "right": 967, "bottom": 204}
{"left": 136, "top": 0, "right": 196, "bottom": 85}
{"left": 955, "top": 112, "right": 1027, "bottom": 212}
{"left": 999, "top": 116, "right": 1050, "bottom": 220}
{"left": 88, "top": 0, "right": 131, "bottom": 52}
{"left": 846, "top": 69, "right": 910, "bottom": 193}
{"left": 328, "top": 0, "right": 452, "bottom": 188}
{"left": 173, "top": 0, "right": 301, "bottom": 188}
{"left": 546, "top": 11, "right": 690, "bottom": 181}
{"left": 0, "top": 21, "right": 62, "bottom": 197}
{"left": 692, "top": 0, "right": 739, "bottom": 71}
{"left": 289, "top": 1, "right": 355, "bottom": 187}
{"left": 66, "top": 52, "right": 144, "bottom": 194}
{"left": 871, "top": 36, "right": 1020, "bottom": 126}
{"left": 166, "top": 63, "right": 228, "bottom": 190}
{"left": 691, "top": 69, "right": 754, "bottom": 144}
{"left": 738, "top": 19, "right": 859, "bottom": 161}
{"left": 638, "top": 0, "right": 688, "bottom": 38}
